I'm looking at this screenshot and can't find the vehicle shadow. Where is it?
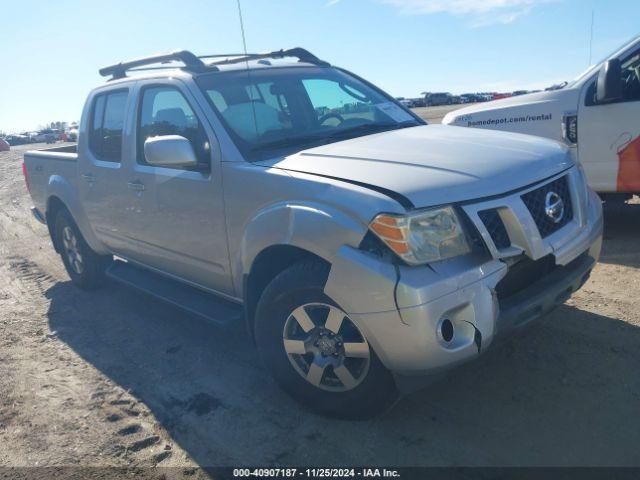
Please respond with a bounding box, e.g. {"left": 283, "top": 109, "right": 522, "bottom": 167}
{"left": 46, "top": 278, "right": 640, "bottom": 467}
{"left": 600, "top": 201, "right": 640, "bottom": 268}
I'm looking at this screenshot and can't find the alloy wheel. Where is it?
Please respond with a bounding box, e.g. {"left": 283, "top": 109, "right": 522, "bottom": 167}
{"left": 61, "top": 226, "right": 84, "bottom": 275}
{"left": 282, "top": 303, "right": 370, "bottom": 392}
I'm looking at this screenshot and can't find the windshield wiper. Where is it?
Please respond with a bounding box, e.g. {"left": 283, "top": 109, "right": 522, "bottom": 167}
{"left": 251, "top": 122, "right": 417, "bottom": 154}
{"left": 325, "top": 121, "right": 417, "bottom": 140}
{"left": 251, "top": 134, "right": 330, "bottom": 152}
{"left": 546, "top": 81, "right": 568, "bottom": 91}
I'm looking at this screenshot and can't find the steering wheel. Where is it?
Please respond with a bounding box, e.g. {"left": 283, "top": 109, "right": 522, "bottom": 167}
{"left": 622, "top": 68, "right": 640, "bottom": 99}
{"left": 318, "top": 112, "right": 344, "bottom": 126}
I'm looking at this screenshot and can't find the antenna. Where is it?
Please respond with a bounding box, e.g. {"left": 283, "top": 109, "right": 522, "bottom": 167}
{"left": 588, "top": 9, "right": 595, "bottom": 66}
{"left": 236, "top": 0, "right": 259, "bottom": 140}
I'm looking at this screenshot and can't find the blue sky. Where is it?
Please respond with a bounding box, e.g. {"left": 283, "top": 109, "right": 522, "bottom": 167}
{"left": 0, "top": 0, "right": 638, "bottom": 132}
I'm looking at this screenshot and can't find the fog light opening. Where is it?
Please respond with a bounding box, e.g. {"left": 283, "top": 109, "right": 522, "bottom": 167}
{"left": 439, "top": 318, "right": 455, "bottom": 343}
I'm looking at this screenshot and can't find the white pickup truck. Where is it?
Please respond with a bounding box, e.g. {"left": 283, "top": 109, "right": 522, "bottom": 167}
{"left": 24, "top": 49, "right": 602, "bottom": 418}
{"left": 444, "top": 35, "right": 640, "bottom": 202}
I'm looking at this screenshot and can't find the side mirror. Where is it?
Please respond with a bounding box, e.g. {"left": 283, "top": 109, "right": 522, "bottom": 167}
{"left": 596, "top": 59, "right": 623, "bottom": 104}
{"left": 144, "top": 135, "right": 199, "bottom": 169}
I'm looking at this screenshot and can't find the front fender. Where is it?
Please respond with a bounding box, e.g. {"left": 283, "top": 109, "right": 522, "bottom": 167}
{"left": 235, "top": 201, "right": 367, "bottom": 294}
{"left": 46, "top": 175, "right": 109, "bottom": 255}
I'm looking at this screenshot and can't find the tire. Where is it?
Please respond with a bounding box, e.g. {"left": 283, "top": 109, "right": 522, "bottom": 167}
{"left": 254, "top": 260, "right": 399, "bottom": 419}
{"left": 54, "top": 209, "right": 112, "bottom": 290}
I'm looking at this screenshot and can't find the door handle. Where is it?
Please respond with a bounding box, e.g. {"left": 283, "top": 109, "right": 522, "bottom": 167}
{"left": 81, "top": 173, "right": 95, "bottom": 182}
{"left": 127, "top": 181, "right": 145, "bottom": 192}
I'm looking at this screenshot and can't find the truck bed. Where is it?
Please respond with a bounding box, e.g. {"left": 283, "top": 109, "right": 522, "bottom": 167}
{"left": 24, "top": 144, "right": 79, "bottom": 217}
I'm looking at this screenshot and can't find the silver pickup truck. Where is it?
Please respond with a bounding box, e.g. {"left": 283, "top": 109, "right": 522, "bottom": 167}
{"left": 24, "top": 49, "right": 603, "bottom": 419}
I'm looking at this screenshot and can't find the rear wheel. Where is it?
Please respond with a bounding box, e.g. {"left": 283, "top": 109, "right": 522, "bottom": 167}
{"left": 54, "top": 210, "right": 112, "bottom": 290}
{"left": 254, "top": 260, "right": 398, "bottom": 419}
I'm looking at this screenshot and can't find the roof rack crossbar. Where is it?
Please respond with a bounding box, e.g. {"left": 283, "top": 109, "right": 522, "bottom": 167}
{"left": 199, "top": 53, "right": 261, "bottom": 59}
{"left": 99, "top": 50, "right": 208, "bottom": 79}
{"left": 210, "top": 47, "right": 329, "bottom": 67}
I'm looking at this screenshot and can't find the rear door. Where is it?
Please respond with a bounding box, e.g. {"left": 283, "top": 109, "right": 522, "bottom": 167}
{"left": 78, "top": 88, "right": 132, "bottom": 250}
{"left": 578, "top": 45, "right": 640, "bottom": 193}
{"left": 119, "top": 79, "right": 234, "bottom": 296}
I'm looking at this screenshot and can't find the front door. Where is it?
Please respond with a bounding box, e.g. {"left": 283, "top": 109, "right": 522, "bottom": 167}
{"left": 120, "top": 81, "right": 234, "bottom": 297}
{"left": 578, "top": 46, "right": 640, "bottom": 193}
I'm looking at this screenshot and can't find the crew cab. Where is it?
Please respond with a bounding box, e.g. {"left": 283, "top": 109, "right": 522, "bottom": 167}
{"left": 24, "top": 49, "right": 603, "bottom": 418}
{"left": 443, "top": 35, "right": 640, "bottom": 202}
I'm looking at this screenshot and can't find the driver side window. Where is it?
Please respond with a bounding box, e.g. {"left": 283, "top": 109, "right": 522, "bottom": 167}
{"left": 137, "top": 86, "right": 210, "bottom": 168}
{"left": 586, "top": 50, "right": 640, "bottom": 106}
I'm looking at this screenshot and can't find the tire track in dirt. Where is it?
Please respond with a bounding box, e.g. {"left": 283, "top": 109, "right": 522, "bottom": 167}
{"left": 7, "top": 256, "right": 57, "bottom": 295}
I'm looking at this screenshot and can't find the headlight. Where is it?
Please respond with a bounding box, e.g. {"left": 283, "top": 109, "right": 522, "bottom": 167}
{"left": 369, "top": 206, "right": 471, "bottom": 265}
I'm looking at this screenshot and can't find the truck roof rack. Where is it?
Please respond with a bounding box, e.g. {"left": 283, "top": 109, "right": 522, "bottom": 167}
{"left": 99, "top": 47, "right": 329, "bottom": 80}
{"left": 99, "top": 50, "right": 209, "bottom": 80}
{"left": 209, "top": 48, "right": 330, "bottom": 67}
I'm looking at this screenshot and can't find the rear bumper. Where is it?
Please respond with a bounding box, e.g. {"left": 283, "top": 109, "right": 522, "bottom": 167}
{"left": 325, "top": 185, "right": 603, "bottom": 375}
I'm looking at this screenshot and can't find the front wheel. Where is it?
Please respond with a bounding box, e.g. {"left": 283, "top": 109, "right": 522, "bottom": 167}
{"left": 54, "top": 210, "right": 112, "bottom": 290}
{"left": 254, "top": 260, "right": 398, "bottom": 419}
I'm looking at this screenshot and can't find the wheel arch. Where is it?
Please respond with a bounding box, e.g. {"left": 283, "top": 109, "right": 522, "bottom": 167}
{"left": 44, "top": 176, "right": 108, "bottom": 255}
{"left": 243, "top": 244, "right": 329, "bottom": 340}
{"left": 236, "top": 201, "right": 368, "bottom": 338}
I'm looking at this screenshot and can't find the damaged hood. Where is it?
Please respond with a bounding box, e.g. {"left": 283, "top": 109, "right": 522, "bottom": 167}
{"left": 262, "top": 124, "right": 574, "bottom": 209}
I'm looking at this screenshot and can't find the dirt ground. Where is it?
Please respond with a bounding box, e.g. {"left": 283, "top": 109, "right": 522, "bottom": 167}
{"left": 411, "top": 104, "right": 461, "bottom": 124}
{"left": 1, "top": 109, "right": 639, "bottom": 470}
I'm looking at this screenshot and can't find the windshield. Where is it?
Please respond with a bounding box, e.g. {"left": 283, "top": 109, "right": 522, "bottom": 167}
{"left": 195, "top": 67, "right": 423, "bottom": 160}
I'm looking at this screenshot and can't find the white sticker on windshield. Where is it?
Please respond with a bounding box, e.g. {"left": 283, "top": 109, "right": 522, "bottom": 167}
{"left": 376, "top": 102, "right": 415, "bottom": 123}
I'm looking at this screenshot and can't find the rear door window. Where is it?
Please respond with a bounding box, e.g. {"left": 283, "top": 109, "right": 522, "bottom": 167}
{"left": 88, "top": 90, "right": 128, "bottom": 162}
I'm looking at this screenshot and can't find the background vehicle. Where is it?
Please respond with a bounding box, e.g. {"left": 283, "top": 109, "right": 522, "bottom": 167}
{"left": 460, "top": 93, "right": 479, "bottom": 103}
{"left": 0, "top": 137, "right": 9, "bottom": 151}
{"left": 425, "top": 92, "right": 453, "bottom": 106}
{"left": 23, "top": 48, "right": 602, "bottom": 419}
{"left": 67, "top": 125, "right": 79, "bottom": 141}
{"left": 4, "top": 134, "right": 30, "bottom": 145}
{"left": 32, "top": 130, "right": 51, "bottom": 142}
{"left": 46, "top": 129, "right": 62, "bottom": 143}
{"left": 444, "top": 34, "right": 640, "bottom": 199}
{"left": 33, "top": 129, "right": 61, "bottom": 143}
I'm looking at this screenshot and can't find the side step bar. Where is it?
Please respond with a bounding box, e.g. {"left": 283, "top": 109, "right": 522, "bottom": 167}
{"left": 106, "top": 260, "right": 242, "bottom": 327}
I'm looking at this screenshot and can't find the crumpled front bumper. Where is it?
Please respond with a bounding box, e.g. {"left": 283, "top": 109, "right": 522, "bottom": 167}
{"left": 325, "top": 177, "right": 603, "bottom": 375}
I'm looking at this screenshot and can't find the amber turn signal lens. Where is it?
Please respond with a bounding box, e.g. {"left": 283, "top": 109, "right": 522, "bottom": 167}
{"left": 370, "top": 222, "right": 404, "bottom": 241}
{"left": 369, "top": 214, "right": 410, "bottom": 256}
{"left": 385, "top": 239, "right": 409, "bottom": 254}
{"left": 375, "top": 215, "right": 398, "bottom": 226}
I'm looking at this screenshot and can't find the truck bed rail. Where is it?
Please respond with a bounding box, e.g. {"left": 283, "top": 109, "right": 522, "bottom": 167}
{"left": 25, "top": 144, "right": 77, "bottom": 161}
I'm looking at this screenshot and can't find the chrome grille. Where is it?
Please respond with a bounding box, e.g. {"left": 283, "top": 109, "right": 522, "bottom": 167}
{"left": 478, "top": 209, "right": 510, "bottom": 249}
{"left": 521, "top": 176, "right": 573, "bottom": 238}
